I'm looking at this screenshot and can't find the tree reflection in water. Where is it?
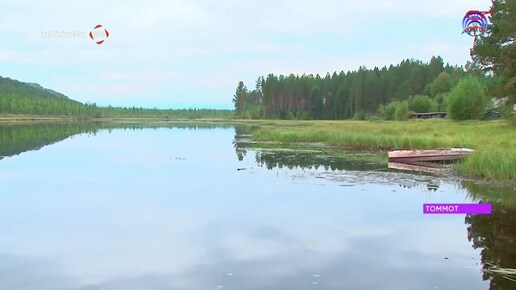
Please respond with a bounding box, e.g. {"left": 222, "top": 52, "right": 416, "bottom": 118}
{"left": 464, "top": 181, "right": 516, "bottom": 290}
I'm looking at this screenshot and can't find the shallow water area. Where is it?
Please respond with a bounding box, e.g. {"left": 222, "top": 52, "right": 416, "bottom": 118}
{"left": 0, "top": 122, "right": 514, "bottom": 290}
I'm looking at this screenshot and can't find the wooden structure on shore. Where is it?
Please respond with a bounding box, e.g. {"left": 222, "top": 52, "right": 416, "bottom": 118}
{"left": 388, "top": 148, "right": 474, "bottom": 163}
{"left": 410, "top": 112, "right": 447, "bottom": 119}
{"left": 409, "top": 112, "right": 448, "bottom": 119}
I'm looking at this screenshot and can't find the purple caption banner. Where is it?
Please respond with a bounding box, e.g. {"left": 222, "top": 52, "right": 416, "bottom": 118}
{"left": 423, "top": 203, "right": 492, "bottom": 214}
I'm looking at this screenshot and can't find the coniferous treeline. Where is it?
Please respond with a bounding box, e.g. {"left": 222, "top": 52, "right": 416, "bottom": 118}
{"left": 0, "top": 76, "right": 233, "bottom": 119}
{"left": 232, "top": 56, "right": 471, "bottom": 119}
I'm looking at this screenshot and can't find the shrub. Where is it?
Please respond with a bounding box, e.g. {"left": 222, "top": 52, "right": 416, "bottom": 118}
{"left": 429, "top": 71, "right": 452, "bottom": 97}
{"left": 408, "top": 95, "right": 438, "bottom": 113}
{"left": 395, "top": 101, "right": 409, "bottom": 121}
{"left": 247, "top": 106, "right": 262, "bottom": 119}
{"left": 376, "top": 101, "right": 399, "bottom": 120}
{"left": 447, "top": 76, "right": 488, "bottom": 120}
{"left": 353, "top": 111, "right": 364, "bottom": 120}
{"left": 434, "top": 93, "right": 449, "bottom": 111}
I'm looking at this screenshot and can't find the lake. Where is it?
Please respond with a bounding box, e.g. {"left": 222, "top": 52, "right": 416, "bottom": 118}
{"left": 0, "top": 122, "right": 514, "bottom": 290}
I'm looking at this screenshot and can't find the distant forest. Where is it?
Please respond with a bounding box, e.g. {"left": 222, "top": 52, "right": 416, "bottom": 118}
{"left": 232, "top": 56, "right": 494, "bottom": 120}
{"left": 0, "top": 76, "right": 233, "bottom": 119}
{"left": 0, "top": 57, "right": 499, "bottom": 121}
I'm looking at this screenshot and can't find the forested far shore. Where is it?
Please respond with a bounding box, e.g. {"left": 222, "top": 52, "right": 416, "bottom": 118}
{"left": 232, "top": 56, "right": 512, "bottom": 121}
{"left": 0, "top": 75, "right": 233, "bottom": 119}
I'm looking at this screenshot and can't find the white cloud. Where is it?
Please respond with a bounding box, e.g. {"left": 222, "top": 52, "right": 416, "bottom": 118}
{"left": 100, "top": 70, "right": 187, "bottom": 82}
{"left": 0, "top": 0, "right": 492, "bottom": 107}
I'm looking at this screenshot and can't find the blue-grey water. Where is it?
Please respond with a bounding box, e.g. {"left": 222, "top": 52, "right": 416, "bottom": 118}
{"left": 0, "top": 123, "right": 514, "bottom": 290}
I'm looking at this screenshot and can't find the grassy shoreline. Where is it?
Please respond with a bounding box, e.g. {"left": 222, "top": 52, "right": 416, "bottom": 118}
{"left": 250, "top": 119, "right": 515, "bottom": 184}
{"left": 2, "top": 116, "right": 514, "bottom": 183}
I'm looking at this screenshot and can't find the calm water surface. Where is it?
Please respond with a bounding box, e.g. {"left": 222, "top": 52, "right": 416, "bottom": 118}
{"left": 0, "top": 123, "right": 514, "bottom": 290}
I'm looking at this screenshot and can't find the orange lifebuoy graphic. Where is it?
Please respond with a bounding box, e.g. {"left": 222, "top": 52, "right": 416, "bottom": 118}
{"left": 89, "top": 25, "right": 109, "bottom": 45}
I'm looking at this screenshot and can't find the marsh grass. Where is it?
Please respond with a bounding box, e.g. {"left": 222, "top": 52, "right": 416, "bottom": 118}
{"left": 463, "top": 181, "right": 516, "bottom": 209}
{"left": 252, "top": 119, "right": 516, "bottom": 182}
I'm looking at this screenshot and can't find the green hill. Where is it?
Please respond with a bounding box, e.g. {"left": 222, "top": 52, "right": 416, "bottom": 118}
{"left": 0, "top": 75, "right": 90, "bottom": 116}
{"left": 23, "top": 82, "right": 72, "bottom": 100}
{"left": 0, "top": 75, "right": 233, "bottom": 119}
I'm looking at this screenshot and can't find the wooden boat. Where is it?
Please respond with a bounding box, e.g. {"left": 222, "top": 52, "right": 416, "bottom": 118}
{"left": 388, "top": 162, "right": 448, "bottom": 175}
{"left": 388, "top": 148, "right": 474, "bottom": 163}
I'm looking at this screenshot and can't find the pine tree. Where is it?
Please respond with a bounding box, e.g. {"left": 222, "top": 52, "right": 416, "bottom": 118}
{"left": 473, "top": 0, "right": 516, "bottom": 104}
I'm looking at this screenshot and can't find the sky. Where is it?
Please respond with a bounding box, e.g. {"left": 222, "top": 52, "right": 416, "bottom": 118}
{"left": 0, "top": 0, "right": 491, "bottom": 109}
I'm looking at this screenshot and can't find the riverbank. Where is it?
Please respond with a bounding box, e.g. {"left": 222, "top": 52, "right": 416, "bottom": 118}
{"left": 0, "top": 115, "right": 75, "bottom": 122}
{"left": 250, "top": 119, "right": 515, "bottom": 184}
{"left": 0, "top": 115, "right": 235, "bottom": 123}
{"left": 2, "top": 116, "right": 514, "bottom": 183}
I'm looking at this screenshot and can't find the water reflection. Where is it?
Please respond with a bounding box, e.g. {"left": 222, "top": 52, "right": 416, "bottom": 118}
{"left": 232, "top": 126, "right": 445, "bottom": 192}
{"left": 0, "top": 254, "right": 76, "bottom": 290}
{"left": 233, "top": 127, "right": 516, "bottom": 290}
{"left": 232, "top": 126, "right": 255, "bottom": 161}
{"left": 0, "top": 122, "right": 98, "bottom": 158}
{"left": 0, "top": 122, "right": 232, "bottom": 160}
{"left": 463, "top": 182, "right": 516, "bottom": 290}
{"left": 0, "top": 123, "right": 514, "bottom": 290}
{"left": 233, "top": 126, "right": 385, "bottom": 172}
{"left": 253, "top": 150, "right": 384, "bottom": 171}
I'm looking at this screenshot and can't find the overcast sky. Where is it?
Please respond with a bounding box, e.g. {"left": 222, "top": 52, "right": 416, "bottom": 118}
{"left": 0, "top": 0, "right": 491, "bottom": 109}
